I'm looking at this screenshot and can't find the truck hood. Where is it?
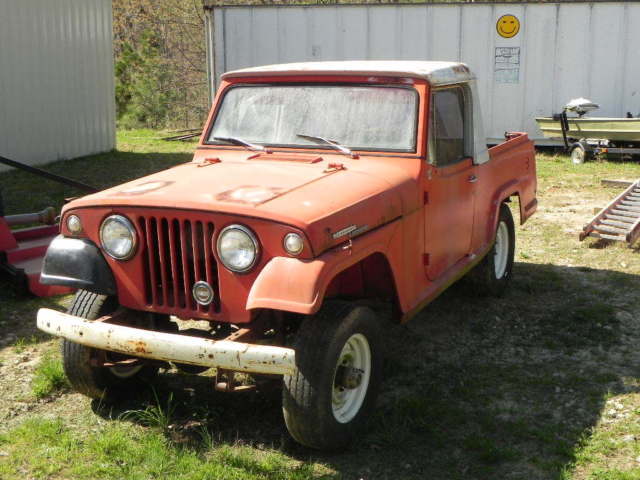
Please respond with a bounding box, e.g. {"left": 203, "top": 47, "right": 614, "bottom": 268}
{"left": 66, "top": 152, "right": 417, "bottom": 253}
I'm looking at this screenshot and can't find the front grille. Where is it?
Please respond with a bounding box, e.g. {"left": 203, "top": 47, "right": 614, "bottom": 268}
{"left": 139, "top": 215, "right": 220, "bottom": 317}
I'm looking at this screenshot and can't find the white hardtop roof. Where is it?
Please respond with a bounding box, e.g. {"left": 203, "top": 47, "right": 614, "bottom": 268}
{"left": 222, "top": 61, "right": 475, "bottom": 85}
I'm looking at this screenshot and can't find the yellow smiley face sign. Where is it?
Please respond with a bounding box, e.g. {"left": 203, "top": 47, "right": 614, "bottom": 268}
{"left": 497, "top": 14, "right": 520, "bottom": 38}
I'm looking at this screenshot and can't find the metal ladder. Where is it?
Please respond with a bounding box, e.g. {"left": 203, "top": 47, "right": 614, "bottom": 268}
{"left": 580, "top": 179, "right": 640, "bottom": 245}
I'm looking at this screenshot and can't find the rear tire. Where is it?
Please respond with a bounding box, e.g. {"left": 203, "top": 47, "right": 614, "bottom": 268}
{"left": 282, "top": 302, "right": 383, "bottom": 450}
{"left": 469, "top": 203, "right": 515, "bottom": 297}
{"left": 62, "top": 289, "right": 158, "bottom": 400}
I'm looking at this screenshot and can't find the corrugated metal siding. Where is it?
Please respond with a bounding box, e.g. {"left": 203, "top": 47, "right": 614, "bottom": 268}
{"left": 0, "top": 0, "right": 115, "bottom": 170}
{"left": 205, "top": 2, "right": 640, "bottom": 145}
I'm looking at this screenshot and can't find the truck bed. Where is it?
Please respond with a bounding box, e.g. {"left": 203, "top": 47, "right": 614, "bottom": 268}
{"left": 473, "top": 132, "right": 537, "bottom": 246}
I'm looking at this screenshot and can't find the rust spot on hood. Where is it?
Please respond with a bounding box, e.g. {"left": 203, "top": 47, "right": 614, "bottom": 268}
{"left": 114, "top": 181, "right": 174, "bottom": 196}
{"left": 215, "top": 185, "right": 285, "bottom": 204}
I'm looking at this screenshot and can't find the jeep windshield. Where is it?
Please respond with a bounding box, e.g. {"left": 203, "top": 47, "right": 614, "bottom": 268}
{"left": 207, "top": 85, "right": 418, "bottom": 152}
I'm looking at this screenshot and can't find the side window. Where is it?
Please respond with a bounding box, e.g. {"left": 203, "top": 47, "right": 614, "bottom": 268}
{"left": 429, "top": 87, "right": 468, "bottom": 167}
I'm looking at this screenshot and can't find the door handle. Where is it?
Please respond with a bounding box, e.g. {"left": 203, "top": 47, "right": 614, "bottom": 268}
{"left": 468, "top": 175, "right": 478, "bottom": 183}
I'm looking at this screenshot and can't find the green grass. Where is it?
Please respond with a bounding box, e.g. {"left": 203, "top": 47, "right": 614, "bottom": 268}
{"left": 119, "top": 390, "right": 177, "bottom": 432}
{"left": 2, "top": 132, "right": 640, "bottom": 479}
{"left": 587, "top": 471, "right": 640, "bottom": 480}
{"left": 0, "top": 417, "right": 322, "bottom": 480}
{"left": 31, "top": 351, "right": 67, "bottom": 399}
{"left": 12, "top": 335, "right": 38, "bottom": 354}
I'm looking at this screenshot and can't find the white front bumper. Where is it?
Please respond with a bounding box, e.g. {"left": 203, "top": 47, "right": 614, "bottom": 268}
{"left": 37, "top": 308, "right": 296, "bottom": 376}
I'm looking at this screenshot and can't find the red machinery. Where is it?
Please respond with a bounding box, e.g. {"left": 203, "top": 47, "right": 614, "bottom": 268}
{"left": 0, "top": 155, "right": 96, "bottom": 297}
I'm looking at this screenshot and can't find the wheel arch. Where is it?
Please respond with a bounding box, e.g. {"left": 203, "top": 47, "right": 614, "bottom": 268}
{"left": 484, "top": 183, "right": 522, "bottom": 245}
{"left": 247, "top": 224, "right": 403, "bottom": 319}
{"left": 323, "top": 252, "right": 402, "bottom": 320}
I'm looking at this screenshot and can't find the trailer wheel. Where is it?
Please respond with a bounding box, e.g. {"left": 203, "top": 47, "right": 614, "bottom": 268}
{"left": 282, "top": 302, "right": 383, "bottom": 450}
{"left": 570, "top": 142, "right": 588, "bottom": 164}
{"left": 62, "top": 289, "right": 158, "bottom": 400}
{"left": 469, "top": 203, "right": 515, "bottom": 296}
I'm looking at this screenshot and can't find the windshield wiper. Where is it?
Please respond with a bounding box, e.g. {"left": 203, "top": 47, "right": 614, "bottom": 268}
{"left": 296, "top": 134, "right": 359, "bottom": 159}
{"left": 213, "top": 136, "right": 271, "bottom": 153}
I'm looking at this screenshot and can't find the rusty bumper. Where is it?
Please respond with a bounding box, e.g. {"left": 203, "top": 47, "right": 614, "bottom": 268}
{"left": 37, "top": 308, "right": 296, "bottom": 376}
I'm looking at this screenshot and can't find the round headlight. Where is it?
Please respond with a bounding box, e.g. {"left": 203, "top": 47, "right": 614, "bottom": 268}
{"left": 100, "top": 215, "right": 137, "bottom": 260}
{"left": 216, "top": 224, "right": 259, "bottom": 273}
{"left": 283, "top": 233, "right": 304, "bottom": 255}
{"left": 66, "top": 214, "right": 82, "bottom": 234}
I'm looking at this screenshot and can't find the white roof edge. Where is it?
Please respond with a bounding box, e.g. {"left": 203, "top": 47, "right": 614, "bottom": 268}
{"left": 221, "top": 61, "right": 475, "bottom": 85}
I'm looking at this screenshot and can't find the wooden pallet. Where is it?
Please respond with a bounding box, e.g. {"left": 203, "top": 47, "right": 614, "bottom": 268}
{"left": 580, "top": 179, "right": 640, "bottom": 245}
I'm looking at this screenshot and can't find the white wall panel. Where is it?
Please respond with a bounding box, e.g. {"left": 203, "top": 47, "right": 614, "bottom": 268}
{"left": 459, "top": 5, "right": 493, "bottom": 134}
{"left": 589, "top": 4, "right": 625, "bottom": 116}
{"left": 277, "top": 8, "right": 308, "bottom": 63}
{"left": 367, "top": 6, "right": 397, "bottom": 60}
{"left": 622, "top": 5, "right": 640, "bottom": 119}
{"left": 0, "top": 0, "right": 115, "bottom": 171}
{"left": 521, "top": 5, "right": 556, "bottom": 136}
{"left": 339, "top": 7, "right": 368, "bottom": 60}
{"left": 206, "top": 2, "right": 640, "bottom": 144}
{"left": 309, "top": 7, "right": 341, "bottom": 61}
{"left": 399, "top": 6, "right": 428, "bottom": 60}
{"left": 431, "top": 6, "right": 461, "bottom": 62}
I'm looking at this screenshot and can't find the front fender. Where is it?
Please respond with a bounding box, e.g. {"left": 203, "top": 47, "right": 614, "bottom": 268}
{"left": 246, "top": 221, "right": 400, "bottom": 315}
{"left": 41, "top": 235, "right": 116, "bottom": 295}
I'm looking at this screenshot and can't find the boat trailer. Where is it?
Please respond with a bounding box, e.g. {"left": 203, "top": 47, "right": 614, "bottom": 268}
{"left": 555, "top": 114, "right": 640, "bottom": 164}
{"left": 0, "top": 155, "right": 96, "bottom": 296}
{"left": 537, "top": 98, "right": 640, "bottom": 164}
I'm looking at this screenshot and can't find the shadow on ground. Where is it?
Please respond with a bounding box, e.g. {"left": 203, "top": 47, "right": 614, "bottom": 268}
{"left": 68, "top": 261, "right": 640, "bottom": 480}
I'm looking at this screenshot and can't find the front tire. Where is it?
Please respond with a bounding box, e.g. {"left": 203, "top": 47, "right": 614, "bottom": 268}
{"left": 282, "top": 303, "right": 383, "bottom": 450}
{"left": 469, "top": 203, "right": 515, "bottom": 296}
{"left": 62, "top": 289, "right": 157, "bottom": 400}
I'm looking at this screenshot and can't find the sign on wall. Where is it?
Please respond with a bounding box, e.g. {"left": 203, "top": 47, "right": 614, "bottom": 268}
{"left": 494, "top": 47, "right": 520, "bottom": 84}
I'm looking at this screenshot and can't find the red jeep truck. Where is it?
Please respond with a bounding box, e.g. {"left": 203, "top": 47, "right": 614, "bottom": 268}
{"left": 37, "top": 61, "right": 536, "bottom": 449}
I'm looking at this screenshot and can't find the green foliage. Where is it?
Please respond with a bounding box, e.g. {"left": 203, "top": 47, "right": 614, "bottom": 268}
{"left": 32, "top": 352, "right": 68, "bottom": 399}
{"left": 119, "top": 390, "right": 177, "bottom": 432}
{"left": 116, "top": 30, "right": 177, "bottom": 128}
{"left": 113, "top": 1, "right": 208, "bottom": 130}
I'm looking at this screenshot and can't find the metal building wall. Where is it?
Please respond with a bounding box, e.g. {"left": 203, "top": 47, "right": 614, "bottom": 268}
{"left": 0, "top": 0, "right": 115, "bottom": 170}
{"left": 204, "top": 2, "right": 640, "bottom": 145}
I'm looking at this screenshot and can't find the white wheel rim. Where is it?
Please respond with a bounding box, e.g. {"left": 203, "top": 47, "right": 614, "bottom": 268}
{"left": 109, "top": 364, "right": 144, "bottom": 379}
{"left": 571, "top": 148, "right": 585, "bottom": 164}
{"left": 494, "top": 221, "right": 509, "bottom": 279}
{"left": 331, "top": 333, "right": 372, "bottom": 424}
